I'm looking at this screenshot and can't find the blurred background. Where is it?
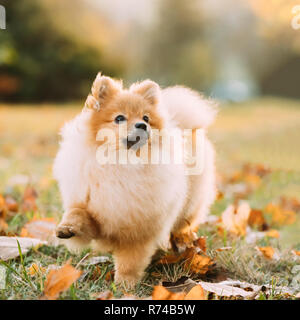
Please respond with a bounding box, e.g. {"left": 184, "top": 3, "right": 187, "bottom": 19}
{"left": 1, "top": 0, "right": 300, "bottom": 102}
{"left": 0, "top": 0, "right": 299, "bottom": 246}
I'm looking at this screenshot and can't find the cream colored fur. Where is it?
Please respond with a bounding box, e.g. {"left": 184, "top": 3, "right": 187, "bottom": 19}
{"left": 53, "top": 75, "right": 217, "bottom": 287}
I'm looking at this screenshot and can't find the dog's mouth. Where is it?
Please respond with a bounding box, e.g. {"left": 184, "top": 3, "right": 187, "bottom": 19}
{"left": 123, "top": 129, "right": 149, "bottom": 150}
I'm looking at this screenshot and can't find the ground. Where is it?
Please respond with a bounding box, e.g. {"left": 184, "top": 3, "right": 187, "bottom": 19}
{"left": 0, "top": 97, "right": 299, "bottom": 299}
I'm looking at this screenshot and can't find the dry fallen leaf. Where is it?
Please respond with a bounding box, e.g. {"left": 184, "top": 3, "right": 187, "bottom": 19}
{"left": 21, "top": 186, "right": 38, "bottom": 213}
{"left": 184, "top": 285, "right": 206, "bottom": 300}
{"left": 42, "top": 262, "right": 82, "bottom": 300}
{"left": 183, "top": 248, "right": 214, "bottom": 275}
{"left": 291, "top": 250, "right": 300, "bottom": 257}
{"left": 0, "top": 195, "right": 7, "bottom": 219}
{"left": 170, "top": 230, "right": 198, "bottom": 252}
{"left": 265, "top": 204, "right": 296, "bottom": 226}
{"left": 20, "top": 217, "right": 57, "bottom": 242}
{"left": 92, "top": 290, "right": 113, "bottom": 300}
{"left": 221, "top": 202, "right": 251, "bottom": 236}
{"left": 5, "top": 196, "right": 18, "bottom": 212}
{"left": 194, "top": 236, "right": 206, "bottom": 253}
{"left": 152, "top": 286, "right": 186, "bottom": 300}
{"left": 255, "top": 246, "right": 278, "bottom": 260}
{"left": 28, "top": 263, "right": 47, "bottom": 276}
{"left": 0, "top": 236, "right": 46, "bottom": 260}
{"left": 248, "top": 209, "right": 268, "bottom": 231}
{"left": 280, "top": 197, "right": 300, "bottom": 212}
{"left": 105, "top": 270, "right": 115, "bottom": 282}
{"left": 157, "top": 254, "right": 182, "bottom": 265}
{"left": 198, "top": 279, "right": 261, "bottom": 298}
{"left": 265, "top": 229, "right": 280, "bottom": 238}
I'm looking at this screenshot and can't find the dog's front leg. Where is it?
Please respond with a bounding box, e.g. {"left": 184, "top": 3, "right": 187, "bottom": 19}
{"left": 56, "top": 208, "right": 100, "bottom": 240}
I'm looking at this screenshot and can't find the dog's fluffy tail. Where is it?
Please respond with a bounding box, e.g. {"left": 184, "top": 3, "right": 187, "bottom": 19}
{"left": 161, "top": 86, "right": 217, "bottom": 129}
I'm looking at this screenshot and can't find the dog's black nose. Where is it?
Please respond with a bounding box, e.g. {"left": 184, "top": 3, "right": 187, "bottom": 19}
{"left": 135, "top": 122, "right": 147, "bottom": 131}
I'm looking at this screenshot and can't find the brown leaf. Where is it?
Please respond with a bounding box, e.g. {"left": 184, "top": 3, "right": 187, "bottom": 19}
{"left": 157, "top": 254, "right": 182, "bottom": 265}
{"left": 248, "top": 209, "right": 269, "bottom": 231}
{"left": 184, "top": 285, "right": 206, "bottom": 300}
{"left": 105, "top": 270, "right": 115, "bottom": 282}
{"left": 21, "top": 186, "right": 38, "bottom": 213}
{"left": 42, "top": 262, "right": 82, "bottom": 300}
{"left": 152, "top": 286, "right": 186, "bottom": 300}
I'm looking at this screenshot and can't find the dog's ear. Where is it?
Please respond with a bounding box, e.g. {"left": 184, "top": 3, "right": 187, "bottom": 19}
{"left": 84, "top": 73, "right": 122, "bottom": 111}
{"left": 130, "top": 80, "right": 160, "bottom": 105}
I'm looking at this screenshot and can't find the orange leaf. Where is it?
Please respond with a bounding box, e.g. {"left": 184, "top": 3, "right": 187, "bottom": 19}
{"left": 194, "top": 236, "right": 206, "bottom": 253}
{"left": 42, "top": 262, "right": 82, "bottom": 300}
{"left": 0, "top": 218, "right": 8, "bottom": 232}
{"left": 292, "top": 250, "right": 300, "bottom": 257}
{"left": 256, "top": 246, "right": 275, "bottom": 259}
{"left": 265, "top": 229, "right": 280, "bottom": 238}
{"left": 183, "top": 248, "right": 214, "bottom": 275}
{"left": 5, "top": 196, "right": 18, "bottom": 212}
{"left": 265, "top": 204, "right": 296, "bottom": 226}
{"left": 0, "top": 195, "right": 7, "bottom": 220}
{"left": 185, "top": 285, "right": 206, "bottom": 300}
{"left": 152, "top": 286, "right": 186, "bottom": 300}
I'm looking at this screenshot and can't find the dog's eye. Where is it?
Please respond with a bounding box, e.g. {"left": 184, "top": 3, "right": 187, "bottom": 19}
{"left": 143, "top": 115, "right": 149, "bottom": 123}
{"left": 114, "top": 115, "right": 126, "bottom": 124}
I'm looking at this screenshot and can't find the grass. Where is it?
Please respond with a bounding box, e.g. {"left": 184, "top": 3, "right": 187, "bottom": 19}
{"left": 0, "top": 97, "right": 300, "bottom": 299}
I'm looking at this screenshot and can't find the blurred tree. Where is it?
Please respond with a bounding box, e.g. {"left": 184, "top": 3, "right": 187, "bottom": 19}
{"left": 0, "top": 0, "right": 124, "bottom": 102}
{"left": 139, "top": 0, "right": 215, "bottom": 92}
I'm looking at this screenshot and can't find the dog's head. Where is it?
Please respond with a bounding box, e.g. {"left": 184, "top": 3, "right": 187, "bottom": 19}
{"left": 85, "top": 73, "right": 165, "bottom": 151}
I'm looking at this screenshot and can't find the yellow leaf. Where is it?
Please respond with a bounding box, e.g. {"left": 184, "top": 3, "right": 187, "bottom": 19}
{"left": 28, "top": 263, "right": 46, "bottom": 276}
{"left": 42, "top": 262, "right": 82, "bottom": 300}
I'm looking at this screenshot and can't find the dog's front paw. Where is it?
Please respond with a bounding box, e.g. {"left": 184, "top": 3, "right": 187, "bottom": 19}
{"left": 56, "top": 224, "right": 76, "bottom": 239}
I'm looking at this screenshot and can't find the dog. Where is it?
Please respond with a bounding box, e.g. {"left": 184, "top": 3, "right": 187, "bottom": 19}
{"left": 53, "top": 73, "right": 217, "bottom": 287}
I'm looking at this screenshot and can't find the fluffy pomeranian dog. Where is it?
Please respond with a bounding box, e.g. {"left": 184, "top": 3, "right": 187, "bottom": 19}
{"left": 53, "top": 73, "right": 217, "bottom": 287}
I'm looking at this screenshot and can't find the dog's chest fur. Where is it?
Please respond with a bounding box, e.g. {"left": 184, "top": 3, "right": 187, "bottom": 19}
{"left": 85, "top": 160, "right": 187, "bottom": 238}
